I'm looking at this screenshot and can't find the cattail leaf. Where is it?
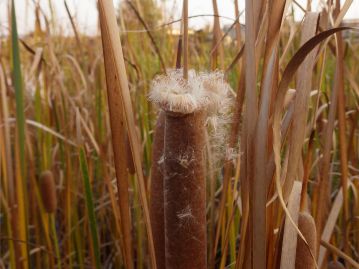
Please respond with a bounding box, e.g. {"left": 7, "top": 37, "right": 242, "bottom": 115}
{"left": 11, "top": 0, "right": 26, "bottom": 180}
{"left": 98, "top": 1, "right": 156, "bottom": 268}
{"left": 320, "top": 240, "right": 359, "bottom": 269}
{"left": 318, "top": 188, "right": 344, "bottom": 267}
{"left": 280, "top": 181, "right": 302, "bottom": 269}
{"left": 283, "top": 12, "right": 319, "bottom": 205}
{"left": 11, "top": 1, "right": 29, "bottom": 267}
{"left": 272, "top": 27, "right": 358, "bottom": 263}
{"left": 99, "top": 10, "right": 133, "bottom": 266}
{"left": 79, "top": 148, "right": 101, "bottom": 269}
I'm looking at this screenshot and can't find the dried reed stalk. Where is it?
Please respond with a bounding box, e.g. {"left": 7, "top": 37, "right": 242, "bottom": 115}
{"left": 282, "top": 12, "right": 319, "bottom": 202}
{"left": 99, "top": 9, "right": 133, "bottom": 268}
{"left": 210, "top": 0, "right": 224, "bottom": 70}
{"left": 318, "top": 188, "right": 344, "bottom": 267}
{"left": 126, "top": 1, "right": 166, "bottom": 73}
{"left": 39, "top": 171, "right": 58, "bottom": 214}
{"left": 334, "top": 0, "right": 350, "bottom": 257}
{"left": 98, "top": 1, "right": 158, "bottom": 267}
{"left": 295, "top": 212, "right": 317, "bottom": 269}
{"left": 320, "top": 240, "right": 359, "bottom": 269}
{"left": 182, "top": 0, "right": 189, "bottom": 79}
{"left": 244, "top": 0, "right": 261, "bottom": 266}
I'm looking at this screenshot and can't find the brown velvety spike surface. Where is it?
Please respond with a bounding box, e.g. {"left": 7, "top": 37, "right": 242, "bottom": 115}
{"left": 150, "top": 111, "right": 166, "bottom": 269}
{"left": 295, "top": 212, "right": 317, "bottom": 269}
{"left": 40, "top": 170, "right": 57, "bottom": 214}
{"left": 328, "top": 261, "right": 345, "bottom": 269}
{"left": 164, "top": 111, "right": 207, "bottom": 269}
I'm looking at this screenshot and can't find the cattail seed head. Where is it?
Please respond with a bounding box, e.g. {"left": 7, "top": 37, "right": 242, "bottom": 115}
{"left": 40, "top": 170, "right": 58, "bottom": 214}
{"left": 149, "top": 69, "right": 234, "bottom": 269}
{"left": 295, "top": 212, "right": 317, "bottom": 269}
{"left": 149, "top": 69, "right": 234, "bottom": 167}
{"left": 149, "top": 112, "right": 166, "bottom": 269}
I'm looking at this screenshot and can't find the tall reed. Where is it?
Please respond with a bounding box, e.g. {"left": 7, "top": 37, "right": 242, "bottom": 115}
{"left": 0, "top": 0, "right": 358, "bottom": 268}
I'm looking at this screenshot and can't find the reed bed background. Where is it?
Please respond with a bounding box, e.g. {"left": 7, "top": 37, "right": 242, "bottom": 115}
{"left": 0, "top": 0, "right": 358, "bottom": 268}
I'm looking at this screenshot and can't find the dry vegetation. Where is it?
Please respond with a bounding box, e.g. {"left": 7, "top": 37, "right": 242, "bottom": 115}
{"left": 0, "top": 0, "right": 358, "bottom": 268}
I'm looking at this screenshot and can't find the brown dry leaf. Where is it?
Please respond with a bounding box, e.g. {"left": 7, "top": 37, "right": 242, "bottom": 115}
{"left": 320, "top": 240, "right": 359, "bottom": 269}
{"left": 244, "top": 0, "right": 262, "bottom": 267}
{"left": 272, "top": 27, "right": 357, "bottom": 269}
{"left": 318, "top": 189, "right": 344, "bottom": 268}
{"left": 280, "top": 181, "right": 302, "bottom": 269}
{"left": 282, "top": 12, "right": 319, "bottom": 203}
{"left": 98, "top": 1, "right": 156, "bottom": 268}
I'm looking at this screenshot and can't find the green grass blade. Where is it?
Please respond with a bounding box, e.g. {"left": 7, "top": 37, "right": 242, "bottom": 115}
{"left": 79, "top": 148, "right": 101, "bottom": 269}
{"left": 11, "top": 2, "right": 29, "bottom": 268}
{"left": 11, "top": 0, "right": 26, "bottom": 179}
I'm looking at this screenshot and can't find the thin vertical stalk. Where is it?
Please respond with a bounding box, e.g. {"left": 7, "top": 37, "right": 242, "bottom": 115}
{"left": 334, "top": 0, "right": 350, "bottom": 258}
{"left": 0, "top": 62, "right": 17, "bottom": 269}
{"left": 210, "top": 0, "right": 224, "bottom": 70}
{"left": 126, "top": 1, "right": 166, "bottom": 73}
{"left": 183, "top": 0, "right": 188, "bottom": 79}
{"left": 64, "top": 0, "right": 83, "bottom": 56}
{"left": 244, "top": 0, "right": 260, "bottom": 267}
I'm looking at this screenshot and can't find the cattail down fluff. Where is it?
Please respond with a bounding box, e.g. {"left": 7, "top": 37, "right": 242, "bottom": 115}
{"left": 149, "top": 69, "right": 234, "bottom": 167}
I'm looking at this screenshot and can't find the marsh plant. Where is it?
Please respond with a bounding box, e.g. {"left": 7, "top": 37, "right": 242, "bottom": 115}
{"left": 0, "top": 0, "right": 358, "bottom": 268}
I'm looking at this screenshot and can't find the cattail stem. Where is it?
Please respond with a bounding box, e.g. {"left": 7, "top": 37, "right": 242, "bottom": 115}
{"left": 150, "top": 112, "right": 166, "bottom": 269}
{"left": 182, "top": 0, "right": 188, "bottom": 79}
{"left": 164, "top": 110, "right": 207, "bottom": 269}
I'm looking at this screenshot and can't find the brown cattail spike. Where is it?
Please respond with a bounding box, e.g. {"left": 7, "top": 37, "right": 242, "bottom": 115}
{"left": 163, "top": 110, "right": 207, "bottom": 269}
{"left": 149, "top": 69, "right": 232, "bottom": 269}
{"left": 40, "top": 170, "right": 57, "bottom": 214}
{"left": 150, "top": 112, "right": 166, "bottom": 269}
{"left": 295, "top": 212, "right": 317, "bottom": 269}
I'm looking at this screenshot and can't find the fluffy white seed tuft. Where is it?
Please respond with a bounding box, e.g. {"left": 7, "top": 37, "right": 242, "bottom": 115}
{"left": 149, "top": 69, "right": 235, "bottom": 171}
